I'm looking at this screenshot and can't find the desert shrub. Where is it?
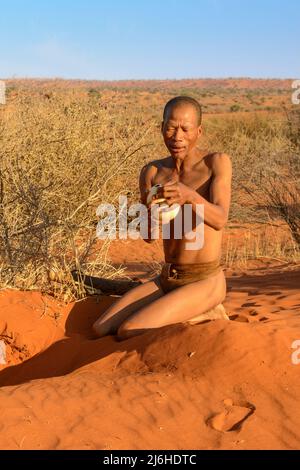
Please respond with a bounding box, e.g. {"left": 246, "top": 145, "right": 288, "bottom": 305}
{"left": 284, "top": 108, "right": 300, "bottom": 148}
{"left": 0, "top": 89, "right": 155, "bottom": 299}
{"left": 203, "top": 112, "right": 299, "bottom": 230}
{"left": 230, "top": 104, "right": 241, "bottom": 112}
{"left": 0, "top": 83, "right": 299, "bottom": 299}
{"left": 88, "top": 88, "right": 101, "bottom": 99}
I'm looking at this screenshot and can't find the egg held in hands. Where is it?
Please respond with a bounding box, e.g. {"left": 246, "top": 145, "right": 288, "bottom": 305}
{"left": 147, "top": 184, "right": 181, "bottom": 223}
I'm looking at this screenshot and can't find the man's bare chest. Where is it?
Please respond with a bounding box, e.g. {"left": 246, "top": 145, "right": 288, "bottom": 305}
{"left": 153, "top": 166, "right": 212, "bottom": 197}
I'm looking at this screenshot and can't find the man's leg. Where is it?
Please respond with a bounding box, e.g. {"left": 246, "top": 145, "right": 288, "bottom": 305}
{"left": 92, "top": 277, "right": 164, "bottom": 338}
{"left": 117, "top": 270, "right": 226, "bottom": 340}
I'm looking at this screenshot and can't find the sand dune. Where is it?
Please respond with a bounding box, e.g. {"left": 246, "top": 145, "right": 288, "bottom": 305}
{"left": 0, "top": 266, "right": 300, "bottom": 450}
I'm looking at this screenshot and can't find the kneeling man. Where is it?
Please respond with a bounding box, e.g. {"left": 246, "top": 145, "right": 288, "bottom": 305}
{"left": 93, "top": 96, "right": 232, "bottom": 340}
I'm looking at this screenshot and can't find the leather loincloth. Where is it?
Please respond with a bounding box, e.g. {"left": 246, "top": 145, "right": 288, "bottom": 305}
{"left": 159, "top": 259, "right": 222, "bottom": 294}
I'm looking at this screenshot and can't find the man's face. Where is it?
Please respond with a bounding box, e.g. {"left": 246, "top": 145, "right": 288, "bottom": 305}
{"left": 161, "top": 104, "right": 202, "bottom": 160}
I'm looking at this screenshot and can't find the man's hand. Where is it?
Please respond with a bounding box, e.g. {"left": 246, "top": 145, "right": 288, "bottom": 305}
{"left": 157, "top": 180, "right": 194, "bottom": 206}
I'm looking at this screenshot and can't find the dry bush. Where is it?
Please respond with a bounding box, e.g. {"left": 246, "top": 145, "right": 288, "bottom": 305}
{"left": 1, "top": 85, "right": 299, "bottom": 299}
{"left": 284, "top": 108, "right": 300, "bottom": 148}
{"left": 0, "top": 88, "right": 155, "bottom": 300}
{"left": 244, "top": 160, "right": 300, "bottom": 249}
{"left": 203, "top": 113, "right": 298, "bottom": 219}
{"left": 203, "top": 111, "right": 300, "bottom": 262}
{"left": 223, "top": 222, "right": 299, "bottom": 268}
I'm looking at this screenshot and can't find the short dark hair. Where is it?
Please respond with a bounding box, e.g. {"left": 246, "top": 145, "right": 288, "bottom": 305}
{"left": 163, "top": 96, "right": 202, "bottom": 125}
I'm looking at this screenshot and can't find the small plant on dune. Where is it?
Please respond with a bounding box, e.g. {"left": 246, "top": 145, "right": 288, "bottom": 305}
{"left": 230, "top": 104, "right": 241, "bottom": 112}
{"left": 88, "top": 88, "right": 101, "bottom": 100}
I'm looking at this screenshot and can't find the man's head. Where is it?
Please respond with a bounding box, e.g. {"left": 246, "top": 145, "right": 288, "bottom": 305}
{"left": 161, "top": 96, "right": 202, "bottom": 161}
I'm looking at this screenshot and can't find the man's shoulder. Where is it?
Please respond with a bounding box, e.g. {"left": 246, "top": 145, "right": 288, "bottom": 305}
{"left": 140, "top": 156, "right": 172, "bottom": 174}
{"left": 205, "top": 152, "right": 231, "bottom": 171}
{"left": 206, "top": 151, "right": 231, "bottom": 163}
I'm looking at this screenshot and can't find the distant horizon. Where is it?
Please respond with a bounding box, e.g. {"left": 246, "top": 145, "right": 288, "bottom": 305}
{"left": 2, "top": 76, "right": 296, "bottom": 82}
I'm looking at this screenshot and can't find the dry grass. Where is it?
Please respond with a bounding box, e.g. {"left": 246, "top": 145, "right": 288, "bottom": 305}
{"left": 204, "top": 111, "right": 300, "bottom": 259}
{"left": 0, "top": 87, "right": 155, "bottom": 300}
{"left": 223, "top": 222, "right": 300, "bottom": 269}
{"left": 0, "top": 83, "right": 299, "bottom": 300}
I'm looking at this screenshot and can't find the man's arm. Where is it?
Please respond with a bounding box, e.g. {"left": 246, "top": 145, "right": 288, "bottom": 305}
{"left": 139, "top": 163, "right": 158, "bottom": 243}
{"left": 162, "top": 153, "right": 232, "bottom": 231}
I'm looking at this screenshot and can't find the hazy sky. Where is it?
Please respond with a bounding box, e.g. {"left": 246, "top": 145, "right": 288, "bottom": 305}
{"left": 0, "top": 0, "right": 299, "bottom": 79}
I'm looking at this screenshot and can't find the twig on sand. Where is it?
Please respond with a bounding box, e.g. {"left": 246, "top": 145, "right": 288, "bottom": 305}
{"left": 19, "top": 436, "right": 26, "bottom": 449}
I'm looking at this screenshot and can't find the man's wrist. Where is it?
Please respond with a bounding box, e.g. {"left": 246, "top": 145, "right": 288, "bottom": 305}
{"left": 185, "top": 188, "right": 199, "bottom": 205}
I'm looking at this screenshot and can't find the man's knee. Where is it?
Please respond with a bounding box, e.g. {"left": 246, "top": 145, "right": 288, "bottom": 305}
{"left": 117, "top": 319, "right": 143, "bottom": 340}
{"left": 92, "top": 319, "right": 112, "bottom": 338}
{"left": 117, "top": 320, "right": 131, "bottom": 340}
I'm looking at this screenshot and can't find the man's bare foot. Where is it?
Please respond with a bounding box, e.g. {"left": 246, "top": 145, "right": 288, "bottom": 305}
{"left": 186, "top": 304, "right": 229, "bottom": 325}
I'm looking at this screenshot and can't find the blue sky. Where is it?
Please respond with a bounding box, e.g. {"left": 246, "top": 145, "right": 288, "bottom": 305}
{"left": 0, "top": 0, "right": 299, "bottom": 79}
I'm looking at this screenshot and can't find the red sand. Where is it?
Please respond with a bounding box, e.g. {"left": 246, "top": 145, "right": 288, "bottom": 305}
{"left": 1, "top": 262, "right": 300, "bottom": 450}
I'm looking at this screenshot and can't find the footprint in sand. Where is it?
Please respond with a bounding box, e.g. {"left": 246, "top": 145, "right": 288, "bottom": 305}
{"left": 207, "top": 399, "right": 255, "bottom": 433}
{"left": 229, "top": 314, "right": 249, "bottom": 323}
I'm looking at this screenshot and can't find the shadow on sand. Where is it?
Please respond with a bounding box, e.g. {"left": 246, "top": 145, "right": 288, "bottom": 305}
{"left": 1, "top": 268, "right": 299, "bottom": 388}
{"left": 0, "top": 294, "right": 160, "bottom": 388}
